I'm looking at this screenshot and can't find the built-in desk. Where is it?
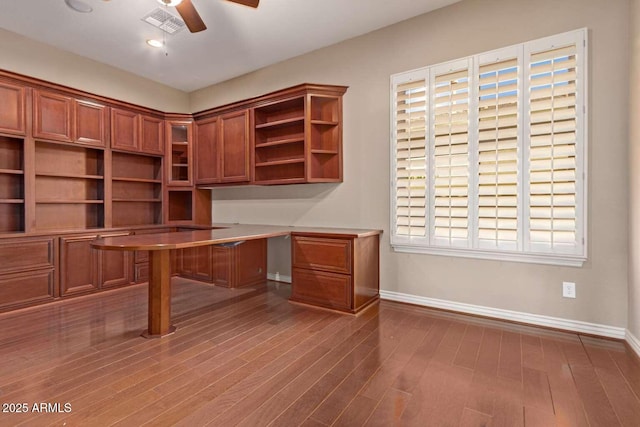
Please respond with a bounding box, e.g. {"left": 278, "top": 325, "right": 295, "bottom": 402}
{"left": 92, "top": 224, "right": 381, "bottom": 337}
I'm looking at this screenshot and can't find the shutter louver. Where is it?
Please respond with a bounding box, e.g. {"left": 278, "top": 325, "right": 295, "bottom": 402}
{"left": 395, "top": 79, "right": 427, "bottom": 237}
{"left": 477, "top": 58, "right": 519, "bottom": 249}
{"left": 528, "top": 43, "right": 578, "bottom": 248}
{"left": 432, "top": 67, "right": 470, "bottom": 244}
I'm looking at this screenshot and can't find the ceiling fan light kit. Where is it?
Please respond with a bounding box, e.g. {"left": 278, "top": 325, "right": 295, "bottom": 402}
{"left": 158, "top": 0, "right": 184, "bottom": 6}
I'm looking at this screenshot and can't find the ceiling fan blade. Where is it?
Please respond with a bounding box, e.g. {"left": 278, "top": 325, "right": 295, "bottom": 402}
{"left": 226, "top": 0, "right": 260, "bottom": 8}
{"left": 175, "top": 0, "right": 207, "bottom": 33}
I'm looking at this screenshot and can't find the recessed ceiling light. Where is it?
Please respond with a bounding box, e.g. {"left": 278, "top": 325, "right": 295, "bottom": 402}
{"left": 146, "top": 39, "right": 164, "bottom": 48}
{"left": 64, "top": 0, "right": 93, "bottom": 13}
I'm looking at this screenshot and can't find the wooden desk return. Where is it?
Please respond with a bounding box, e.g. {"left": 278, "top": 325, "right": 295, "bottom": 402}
{"left": 92, "top": 225, "right": 381, "bottom": 338}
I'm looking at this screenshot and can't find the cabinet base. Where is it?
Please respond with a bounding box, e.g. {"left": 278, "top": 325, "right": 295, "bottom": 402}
{"left": 289, "top": 295, "right": 379, "bottom": 316}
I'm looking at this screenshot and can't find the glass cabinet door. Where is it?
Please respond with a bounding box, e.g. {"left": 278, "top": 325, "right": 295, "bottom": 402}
{"left": 167, "top": 120, "right": 193, "bottom": 186}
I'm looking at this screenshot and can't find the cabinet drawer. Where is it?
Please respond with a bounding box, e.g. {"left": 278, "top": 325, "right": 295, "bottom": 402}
{"left": 0, "top": 269, "right": 56, "bottom": 311}
{"left": 0, "top": 238, "right": 55, "bottom": 274}
{"left": 292, "top": 236, "right": 352, "bottom": 274}
{"left": 291, "top": 268, "right": 351, "bottom": 311}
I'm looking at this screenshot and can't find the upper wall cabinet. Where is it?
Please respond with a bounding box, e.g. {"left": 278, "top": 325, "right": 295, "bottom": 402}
{"left": 33, "top": 89, "right": 108, "bottom": 147}
{"left": 111, "top": 108, "right": 165, "bottom": 155}
{"left": 195, "top": 109, "right": 250, "bottom": 185}
{"left": 0, "top": 80, "right": 26, "bottom": 136}
{"left": 194, "top": 83, "right": 347, "bottom": 187}
{"left": 166, "top": 119, "right": 193, "bottom": 186}
{"left": 140, "top": 115, "right": 164, "bottom": 155}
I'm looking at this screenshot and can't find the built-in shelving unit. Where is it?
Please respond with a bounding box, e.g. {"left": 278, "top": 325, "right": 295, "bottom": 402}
{"left": 250, "top": 89, "right": 345, "bottom": 185}
{"left": 0, "top": 136, "right": 25, "bottom": 233}
{"left": 34, "top": 141, "right": 105, "bottom": 231}
{"left": 111, "top": 152, "right": 162, "bottom": 227}
{"left": 309, "top": 95, "right": 341, "bottom": 181}
{"left": 254, "top": 97, "right": 306, "bottom": 184}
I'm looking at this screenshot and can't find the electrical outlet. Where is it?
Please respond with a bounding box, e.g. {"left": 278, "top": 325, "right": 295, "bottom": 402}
{"left": 562, "top": 281, "right": 576, "bottom": 298}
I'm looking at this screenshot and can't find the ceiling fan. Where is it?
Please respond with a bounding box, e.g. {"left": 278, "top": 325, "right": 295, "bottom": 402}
{"left": 159, "top": 0, "right": 259, "bottom": 33}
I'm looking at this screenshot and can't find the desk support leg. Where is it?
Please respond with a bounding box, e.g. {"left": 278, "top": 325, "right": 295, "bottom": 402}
{"left": 142, "top": 250, "right": 176, "bottom": 338}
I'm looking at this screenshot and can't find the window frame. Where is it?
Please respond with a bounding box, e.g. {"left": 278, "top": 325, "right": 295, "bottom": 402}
{"left": 390, "top": 29, "right": 588, "bottom": 267}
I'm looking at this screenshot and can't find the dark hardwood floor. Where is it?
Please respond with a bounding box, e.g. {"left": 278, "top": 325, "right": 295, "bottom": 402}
{"left": 0, "top": 279, "right": 639, "bottom": 426}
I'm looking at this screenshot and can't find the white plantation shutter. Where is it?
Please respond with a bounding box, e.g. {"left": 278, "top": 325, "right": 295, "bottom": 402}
{"left": 476, "top": 53, "right": 521, "bottom": 250}
{"left": 525, "top": 32, "right": 585, "bottom": 255}
{"left": 393, "top": 73, "right": 428, "bottom": 238}
{"left": 431, "top": 62, "right": 471, "bottom": 247}
{"left": 390, "top": 29, "right": 586, "bottom": 266}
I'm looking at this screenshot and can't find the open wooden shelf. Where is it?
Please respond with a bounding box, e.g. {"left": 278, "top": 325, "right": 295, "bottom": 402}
{"left": 251, "top": 89, "right": 344, "bottom": 185}
{"left": 255, "top": 137, "right": 305, "bottom": 148}
{"left": 0, "top": 169, "right": 23, "bottom": 175}
{"left": 255, "top": 158, "right": 305, "bottom": 167}
{"left": 36, "top": 172, "right": 104, "bottom": 180}
{"left": 310, "top": 120, "right": 339, "bottom": 126}
{"left": 167, "top": 190, "right": 193, "bottom": 222}
{"left": 35, "top": 203, "right": 104, "bottom": 231}
{"left": 0, "top": 136, "right": 26, "bottom": 232}
{"left": 37, "top": 200, "right": 104, "bottom": 204}
{"left": 112, "top": 177, "right": 162, "bottom": 184}
{"left": 112, "top": 151, "right": 163, "bottom": 227}
{"left": 33, "top": 141, "right": 105, "bottom": 232}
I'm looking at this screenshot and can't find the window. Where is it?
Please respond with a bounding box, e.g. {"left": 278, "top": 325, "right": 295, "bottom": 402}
{"left": 390, "top": 29, "right": 587, "bottom": 266}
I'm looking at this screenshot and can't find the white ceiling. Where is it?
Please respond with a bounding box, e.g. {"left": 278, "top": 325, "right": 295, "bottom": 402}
{"left": 0, "top": 0, "right": 459, "bottom": 92}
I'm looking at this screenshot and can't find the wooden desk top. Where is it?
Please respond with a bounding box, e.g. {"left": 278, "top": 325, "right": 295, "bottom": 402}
{"left": 91, "top": 224, "right": 382, "bottom": 251}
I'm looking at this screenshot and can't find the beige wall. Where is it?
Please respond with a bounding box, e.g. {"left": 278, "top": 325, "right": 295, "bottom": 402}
{"left": 193, "top": 0, "right": 631, "bottom": 328}
{"left": 0, "top": 28, "right": 189, "bottom": 113}
{"left": 629, "top": 0, "right": 640, "bottom": 338}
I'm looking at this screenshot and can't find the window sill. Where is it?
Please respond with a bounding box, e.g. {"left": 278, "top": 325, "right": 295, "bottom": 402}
{"left": 391, "top": 244, "right": 586, "bottom": 267}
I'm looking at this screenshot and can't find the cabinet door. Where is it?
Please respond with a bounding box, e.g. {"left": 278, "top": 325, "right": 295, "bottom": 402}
{"left": 60, "top": 235, "right": 99, "bottom": 296}
{"left": 220, "top": 110, "right": 250, "bottom": 183}
{"left": 99, "top": 232, "right": 134, "bottom": 289}
{"left": 195, "top": 117, "right": 220, "bottom": 184}
{"left": 111, "top": 108, "right": 139, "bottom": 152}
{"left": 180, "top": 246, "right": 214, "bottom": 282}
{"left": 140, "top": 115, "right": 164, "bottom": 155}
{"left": 33, "top": 90, "right": 73, "bottom": 142}
{"left": 167, "top": 120, "right": 193, "bottom": 186}
{"left": 0, "top": 80, "right": 26, "bottom": 135}
{"left": 75, "top": 100, "right": 108, "bottom": 147}
{"left": 235, "top": 239, "right": 267, "bottom": 287}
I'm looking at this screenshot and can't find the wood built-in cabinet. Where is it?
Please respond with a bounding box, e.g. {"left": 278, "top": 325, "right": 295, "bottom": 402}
{"left": 195, "top": 83, "right": 347, "bottom": 187}
{"left": 0, "top": 80, "right": 26, "bottom": 136}
{"left": 254, "top": 93, "right": 343, "bottom": 184}
{"left": 59, "top": 232, "right": 133, "bottom": 297}
{"left": 166, "top": 118, "right": 211, "bottom": 225}
{"left": 0, "top": 136, "right": 25, "bottom": 233}
{"left": 195, "top": 110, "right": 251, "bottom": 185}
{"left": 111, "top": 152, "right": 163, "bottom": 227}
{"left": 167, "top": 120, "right": 193, "bottom": 186}
{"left": 111, "top": 108, "right": 165, "bottom": 155}
{"left": 179, "top": 238, "right": 266, "bottom": 287}
{"left": 0, "top": 71, "right": 354, "bottom": 314}
{"left": 290, "top": 232, "right": 379, "bottom": 314}
{"left": 34, "top": 141, "right": 105, "bottom": 231}
{"left": 0, "top": 237, "right": 56, "bottom": 311}
{"left": 33, "top": 89, "right": 108, "bottom": 147}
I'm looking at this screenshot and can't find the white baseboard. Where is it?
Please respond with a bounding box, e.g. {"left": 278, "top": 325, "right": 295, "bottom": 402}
{"left": 379, "top": 290, "right": 626, "bottom": 339}
{"left": 267, "top": 273, "right": 292, "bottom": 284}
{"left": 626, "top": 330, "right": 640, "bottom": 359}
